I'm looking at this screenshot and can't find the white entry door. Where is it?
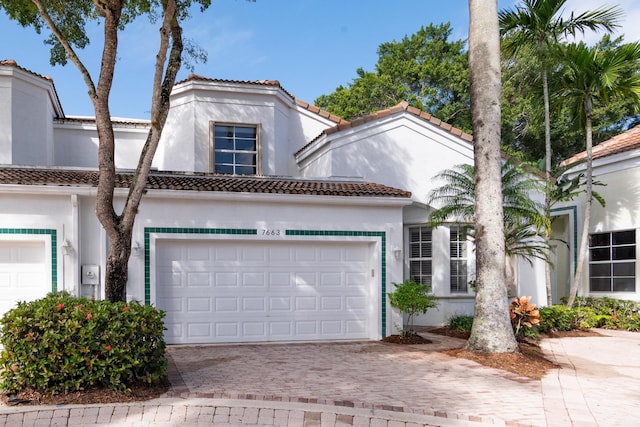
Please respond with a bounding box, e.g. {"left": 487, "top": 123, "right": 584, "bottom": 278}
{"left": 0, "top": 241, "right": 49, "bottom": 317}
{"left": 155, "top": 239, "right": 374, "bottom": 344}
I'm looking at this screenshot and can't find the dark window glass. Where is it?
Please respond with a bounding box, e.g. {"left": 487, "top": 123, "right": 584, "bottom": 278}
{"left": 590, "top": 233, "right": 610, "bottom": 247}
{"left": 613, "top": 262, "right": 635, "bottom": 277}
{"left": 589, "top": 230, "right": 636, "bottom": 292}
{"left": 613, "top": 277, "right": 636, "bottom": 292}
{"left": 590, "top": 263, "right": 611, "bottom": 277}
{"left": 236, "top": 139, "right": 256, "bottom": 151}
{"left": 613, "top": 230, "right": 635, "bottom": 245}
{"left": 235, "top": 127, "right": 256, "bottom": 139}
{"left": 216, "top": 151, "right": 234, "bottom": 164}
{"left": 213, "top": 124, "right": 258, "bottom": 175}
{"left": 613, "top": 246, "right": 635, "bottom": 260}
{"left": 215, "top": 164, "right": 233, "bottom": 174}
{"left": 215, "top": 137, "right": 234, "bottom": 150}
{"left": 235, "top": 153, "right": 256, "bottom": 166}
{"left": 590, "top": 277, "right": 611, "bottom": 292}
{"left": 590, "top": 247, "right": 610, "bottom": 261}
{"left": 235, "top": 165, "right": 256, "bottom": 175}
{"left": 214, "top": 126, "right": 234, "bottom": 138}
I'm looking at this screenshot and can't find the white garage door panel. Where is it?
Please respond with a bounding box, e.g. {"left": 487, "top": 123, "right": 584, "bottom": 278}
{"left": 0, "top": 241, "right": 49, "bottom": 316}
{"left": 156, "top": 240, "right": 373, "bottom": 344}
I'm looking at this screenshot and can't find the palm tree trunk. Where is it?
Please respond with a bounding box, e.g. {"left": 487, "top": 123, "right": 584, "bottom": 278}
{"left": 467, "top": 0, "right": 518, "bottom": 353}
{"left": 567, "top": 98, "right": 594, "bottom": 306}
{"left": 542, "top": 67, "right": 553, "bottom": 306}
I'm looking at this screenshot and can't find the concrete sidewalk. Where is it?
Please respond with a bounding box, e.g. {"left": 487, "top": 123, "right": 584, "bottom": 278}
{"left": 1, "top": 329, "right": 639, "bottom": 426}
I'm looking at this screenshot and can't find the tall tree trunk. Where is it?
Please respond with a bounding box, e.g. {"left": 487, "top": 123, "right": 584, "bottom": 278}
{"left": 96, "top": 0, "right": 182, "bottom": 302}
{"left": 105, "top": 233, "right": 133, "bottom": 301}
{"left": 542, "top": 66, "right": 553, "bottom": 306}
{"left": 567, "top": 98, "right": 594, "bottom": 306}
{"left": 467, "top": 0, "right": 518, "bottom": 353}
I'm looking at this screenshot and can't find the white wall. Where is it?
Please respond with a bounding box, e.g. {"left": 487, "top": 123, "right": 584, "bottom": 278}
{"left": 297, "top": 113, "right": 474, "bottom": 205}
{"left": 0, "top": 66, "right": 57, "bottom": 166}
{"left": 156, "top": 80, "right": 334, "bottom": 175}
{"left": 53, "top": 121, "right": 149, "bottom": 169}
{"left": 560, "top": 154, "right": 640, "bottom": 301}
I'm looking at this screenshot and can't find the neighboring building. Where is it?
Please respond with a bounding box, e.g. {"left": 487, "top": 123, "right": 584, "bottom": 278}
{"left": 0, "top": 59, "right": 546, "bottom": 344}
{"left": 552, "top": 126, "right": 640, "bottom": 304}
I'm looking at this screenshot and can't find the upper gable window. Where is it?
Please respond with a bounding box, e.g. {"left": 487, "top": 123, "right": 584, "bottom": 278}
{"left": 210, "top": 123, "right": 260, "bottom": 175}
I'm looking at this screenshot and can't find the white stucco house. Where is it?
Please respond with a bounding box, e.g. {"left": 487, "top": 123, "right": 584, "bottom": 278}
{"left": 0, "top": 59, "right": 546, "bottom": 344}
{"left": 551, "top": 125, "right": 640, "bottom": 304}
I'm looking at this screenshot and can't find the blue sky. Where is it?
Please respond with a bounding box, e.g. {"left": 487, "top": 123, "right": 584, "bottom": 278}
{"left": 2, "top": 0, "right": 639, "bottom": 119}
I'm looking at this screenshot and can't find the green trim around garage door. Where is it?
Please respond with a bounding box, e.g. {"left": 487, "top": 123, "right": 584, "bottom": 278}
{"left": 0, "top": 228, "right": 58, "bottom": 293}
{"left": 143, "top": 227, "right": 257, "bottom": 305}
{"left": 144, "top": 227, "right": 387, "bottom": 337}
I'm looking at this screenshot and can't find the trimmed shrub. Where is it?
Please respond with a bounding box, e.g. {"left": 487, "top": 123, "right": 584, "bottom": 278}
{"left": 567, "top": 296, "right": 640, "bottom": 331}
{"left": 388, "top": 279, "right": 438, "bottom": 335}
{"left": 0, "top": 292, "right": 166, "bottom": 394}
{"left": 448, "top": 315, "right": 474, "bottom": 333}
{"left": 538, "top": 305, "right": 576, "bottom": 332}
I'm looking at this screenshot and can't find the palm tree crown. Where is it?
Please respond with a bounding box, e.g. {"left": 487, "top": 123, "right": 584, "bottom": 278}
{"left": 559, "top": 40, "right": 640, "bottom": 306}
{"left": 428, "top": 160, "right": 549, "bottom": 263}
{"left": 499, "top": 0, "right": 623, "bottom": 58}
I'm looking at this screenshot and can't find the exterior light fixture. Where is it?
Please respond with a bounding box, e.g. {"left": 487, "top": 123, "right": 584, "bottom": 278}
{"left": 132, "top": 241, "right": 142, "bottom": 256}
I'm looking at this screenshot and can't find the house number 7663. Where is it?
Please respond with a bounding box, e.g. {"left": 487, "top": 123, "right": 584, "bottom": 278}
{"left": 262, "top": 229, "right": 282, "bottom": 236}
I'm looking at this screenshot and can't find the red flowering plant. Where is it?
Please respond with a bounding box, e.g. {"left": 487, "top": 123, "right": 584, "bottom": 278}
{"left": 0, "top": 292, "right": 166, "bottom": 394}
{"left": 510, "top": 296, "right": 541, "bottom": 337}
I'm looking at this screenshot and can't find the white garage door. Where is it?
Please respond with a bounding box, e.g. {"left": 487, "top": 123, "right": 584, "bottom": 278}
{"left": 0, "top": 241, "right": 49, "bottom": 317}
{"left": 156, "top": 239, "right": 373, "bottom": 344}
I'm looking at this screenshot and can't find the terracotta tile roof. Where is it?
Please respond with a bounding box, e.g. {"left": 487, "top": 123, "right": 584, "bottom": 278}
{"left": 53, "top": 117, "right": 151, "bottom": 127}
{"left": 294, "top": 99, "right": 349, "bottom": 125}
{"left": 561, "top": 125, "right": 640, "bottom": 166}
{"left": 1, "top": 59, "right": 65, "bottom": 118}
{"left": 178, "top": 74, "right": 347, "bottom": 126}
{"left": 178, "top": 74, "right": 296, "bottom": 98}
{"left": 296, "top": 101, "right": 473, "bottom": 156}
{"left": 0, "top": 167, "right": 411, "bottom": 198}
{"left": 4, "top": 60, "right": 346, "bottom": 126}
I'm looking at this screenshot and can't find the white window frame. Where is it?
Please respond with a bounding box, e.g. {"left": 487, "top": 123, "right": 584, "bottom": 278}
{"left": 408, "top": 226, "right": 433, "bottom": 286}
{"left": 449, "top": 226, "right": 469, "bottom": 293}
{"left": 209, "top": 122, "right": 262, "bottom": 175}
{"left": 589, "top": 229, "right": 636, "bottom": 293}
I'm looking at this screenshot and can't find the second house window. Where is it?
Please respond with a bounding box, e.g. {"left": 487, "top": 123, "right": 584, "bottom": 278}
{"left": 211, "top": 123, "right": 259, "bottom": 175}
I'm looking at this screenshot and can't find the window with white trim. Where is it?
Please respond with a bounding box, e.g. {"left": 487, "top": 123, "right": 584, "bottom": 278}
{"left": 409, "top": 226, "right": 432, "bottom": 286}
{"left": 211, "top": 123, "right": 259, "bottom": 175}
{"left": 450, "top": 227, "right": 468, "bottom": 293}
{"left": 589, "top": 230, "right": 636, "bottom": 292}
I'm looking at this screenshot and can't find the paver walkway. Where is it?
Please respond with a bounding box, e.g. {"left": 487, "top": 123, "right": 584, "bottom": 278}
{"left": 1, "top": 329, "right": 639, "bottom": 426}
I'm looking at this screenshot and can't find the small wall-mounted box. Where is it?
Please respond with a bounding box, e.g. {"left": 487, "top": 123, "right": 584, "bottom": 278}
{"left": 81, "top": 264, "right": 100, "bottom": 285}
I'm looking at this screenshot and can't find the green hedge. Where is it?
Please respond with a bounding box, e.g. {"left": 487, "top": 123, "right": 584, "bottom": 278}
{"left": 449, "top": 297, "right": 640, "bottom": 336}
{"left": 539, "top": 297, "right": 640, "bottom": 333}
{"left": 0, "top": 292, "right": 167, "bottom": 394}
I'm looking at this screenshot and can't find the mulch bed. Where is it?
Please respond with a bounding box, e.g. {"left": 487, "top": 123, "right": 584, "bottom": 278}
{"left": 0, "top": 380, "right": 169, "bottom": 406}
{"left": 381, "top": 333, "right": 432, "bottom": 344}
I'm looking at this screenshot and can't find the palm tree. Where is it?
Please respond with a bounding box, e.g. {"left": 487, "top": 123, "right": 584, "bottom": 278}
{"left": 428, "top": 160, "right": 549, "bottom": 263}
{"left": 559, "top": 41, "right": 640, "bottom": 306}
{"left": 499, "top": 0, "right": 622, "bottom": 306}
{"left": 468, "top": 0, "right": 518, "bottom": 353}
